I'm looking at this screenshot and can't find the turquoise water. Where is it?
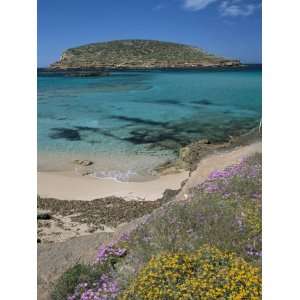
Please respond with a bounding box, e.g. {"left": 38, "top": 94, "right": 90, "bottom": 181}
{"left": 38, "top": 66, "right": 261, "bottom": 180}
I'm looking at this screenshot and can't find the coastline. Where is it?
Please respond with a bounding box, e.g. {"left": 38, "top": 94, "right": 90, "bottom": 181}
{"left": 38, "top": 150, "right": 172, "bottom": 182}
{"left": 40, "top": 64, "right": 245, "bottom": 75}
{"left": 38, "top": 126, "right": 261, "bottom": 202}
{"left": 38, "top": 170, "right": 188, "bottom": 201}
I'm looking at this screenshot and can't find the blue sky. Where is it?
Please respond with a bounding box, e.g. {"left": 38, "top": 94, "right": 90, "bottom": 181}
{"left": 38, "top": 0, "right": 261, "bottom": 67}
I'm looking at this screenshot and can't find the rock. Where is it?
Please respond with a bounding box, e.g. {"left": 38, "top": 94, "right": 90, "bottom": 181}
{"left": 180, "top": 178, "right": 189, "bottom": 188}
{"left": 154, "top": 160, "right": 182, "bottom": 175}
{"left": 178, "top": 139, "right": 228, "bottom": 171}
{"left": 73, "top": 159, "right": 93, "bottom": 166}
{"left": 37, "top": 210, "right": 51, "bottom": 220}
{"left": 179, "top": 146, "right": 191, "bottom": 162}
{"left": 159, "top": 166, "right": 181, "bottom": 176}
{"left": 199, "top": 139, "right": 210, "bottom": 145}
{"left": 157, "top": 140, "right": 181, "bottom": 150}
{"left": 81, "top": 170, "right": 93, "bottom": 176}
{"left": 37, "top": 238, "right": 41, "bottom": 243}
{"left": 179, "top": 139, "right": 211, "bottom": 162}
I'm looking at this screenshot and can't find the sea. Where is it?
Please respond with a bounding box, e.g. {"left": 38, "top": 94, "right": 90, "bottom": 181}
{"left": 38, "top": 65, "right": 262, "bottom": 181}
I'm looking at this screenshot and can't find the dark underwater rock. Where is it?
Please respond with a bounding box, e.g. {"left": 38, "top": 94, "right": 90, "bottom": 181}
{"left": 191, "top": 99, "right": 213, "bottom": 105}
{"left": 73, "top": 160, "right": 94, "bottom": 167}
{"left": 49, "top": 128, "right": 81, "bottom": 141}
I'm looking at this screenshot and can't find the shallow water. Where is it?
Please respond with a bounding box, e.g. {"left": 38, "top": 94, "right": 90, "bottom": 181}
{"left": 38, "top": 66, "right": 261, "bottom": 181}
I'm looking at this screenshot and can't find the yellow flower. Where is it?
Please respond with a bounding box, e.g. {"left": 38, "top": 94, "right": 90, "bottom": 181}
{"left": 120, "top": 245, "right": 261, "bottom": 300}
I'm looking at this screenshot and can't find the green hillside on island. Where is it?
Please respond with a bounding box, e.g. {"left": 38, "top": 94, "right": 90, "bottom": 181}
{"left": 50, "top": 39, "right": 240, "bottom": 69}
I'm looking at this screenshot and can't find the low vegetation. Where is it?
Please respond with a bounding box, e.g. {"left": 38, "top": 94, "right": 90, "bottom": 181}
{"left": 38, "top": 190, "right": 178, "bottom": 229}
{"left": 52, "top": 153, "right": 262, "bottom": 299}
{"left": 50, "top": 39, "right": 240, "bottom": 69}
{"left": 121, "top": 245, "right": 261, "bottom": 300}
{"left": 51, "top": 263, "right": 108, "bottom": 300}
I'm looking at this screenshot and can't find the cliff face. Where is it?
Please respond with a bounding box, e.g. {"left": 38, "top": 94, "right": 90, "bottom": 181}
{"left": 50, "top": 39, "right": 240, "bottom": 69}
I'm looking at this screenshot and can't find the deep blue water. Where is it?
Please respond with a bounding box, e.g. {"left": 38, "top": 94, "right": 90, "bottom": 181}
{"left": 38, "top": 66, "right": 261, "bottom": 180}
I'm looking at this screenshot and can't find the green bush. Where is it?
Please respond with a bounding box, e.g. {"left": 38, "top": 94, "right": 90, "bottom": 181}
{"left": 51, "top": 263, "right": 105, "bottom": 300}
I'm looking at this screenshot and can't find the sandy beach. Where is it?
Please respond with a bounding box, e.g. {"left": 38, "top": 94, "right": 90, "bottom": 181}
{"left": 38, "top": 141, "right": 261, "bottom": 202}
{"left": 38, "top": 170, "right": 189, "bottom": 201}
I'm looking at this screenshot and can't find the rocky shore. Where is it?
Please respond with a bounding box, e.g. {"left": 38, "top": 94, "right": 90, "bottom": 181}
{"left": 155, "top": 125, "right": 261, "bottom": 174}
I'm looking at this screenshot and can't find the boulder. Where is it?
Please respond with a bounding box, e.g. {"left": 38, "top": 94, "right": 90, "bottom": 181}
{"left": 73, "top": 159, "right": 94, "bottom": 166}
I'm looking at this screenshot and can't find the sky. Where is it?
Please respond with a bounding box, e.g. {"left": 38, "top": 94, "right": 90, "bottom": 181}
{"left": 38, "top": 0, "right": 262, "bottom": 67}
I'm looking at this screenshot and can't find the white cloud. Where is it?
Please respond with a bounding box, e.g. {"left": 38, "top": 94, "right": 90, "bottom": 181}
{"left": 182, "top": 0, "right": 260, "bottom": 16}
{"left": 183, "top": 0, "right": 218, "bottom": 11}
{"left": 219, "top": 1, "right": 258, "bottom": 16}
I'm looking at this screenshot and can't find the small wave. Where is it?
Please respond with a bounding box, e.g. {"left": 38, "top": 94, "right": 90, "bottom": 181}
{"left": 93, "top": 169, "right": 139, "bottom": 182}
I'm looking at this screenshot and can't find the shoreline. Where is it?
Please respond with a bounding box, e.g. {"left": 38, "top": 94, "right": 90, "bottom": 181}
{"left": 38, "top": 170, "right": 189, "bottom": 201}
{"left": 38, "top": 150, "right": 172, "bottom": 182}
{"left": 39, "top": 64, "right": 247, "bottom": 74}
{"left": 38, "top": 126, "right": 261, "bottom": 202}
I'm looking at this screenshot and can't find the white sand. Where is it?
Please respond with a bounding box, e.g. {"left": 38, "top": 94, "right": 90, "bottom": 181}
{"left": 38, "top": 170, "right": 189, "bottom": 201}
{"left": 37, "top": 142, "right": 261, "bottom": 202}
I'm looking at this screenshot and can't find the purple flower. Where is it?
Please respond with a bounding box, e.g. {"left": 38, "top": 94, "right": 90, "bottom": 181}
{"left": 197, "top": 157, "right": 261, "bottom": 195}
{"left": 68, "top": 275, "right": 119, "bottom": 300}
{"left": 119, "top": 233, "right": 129, "bottom": 242}
{"left": 95, "top": 244, "right": 127, "bottom": 263}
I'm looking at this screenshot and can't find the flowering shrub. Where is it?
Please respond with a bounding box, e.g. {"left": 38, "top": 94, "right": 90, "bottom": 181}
{"left": 96, "top": 245, "right": 127, "bottom": 264}
{"left": 201, "top": 155, "right": 262, "bottom": 247}
{"left": 67, "top": 275, "right": 118, "bottom": 300}
{"left": 120, "top": 245, "right": 261, "bottom": 300}
{"left": 52, "top": 233, "right": 130, "bottom": 300}
{"left": 200, "top": 156, "right": 261, "bottom": 196}
{"left": 66, "top": 242, "right": 128, "bottom": 299}
{"left": 51, "top": 264, "right": 109, "bottom": 300}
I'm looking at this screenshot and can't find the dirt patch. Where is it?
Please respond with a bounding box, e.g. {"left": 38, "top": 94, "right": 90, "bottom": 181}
{"left": 37, "top": 189, "right": 180, "bottom": 243}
